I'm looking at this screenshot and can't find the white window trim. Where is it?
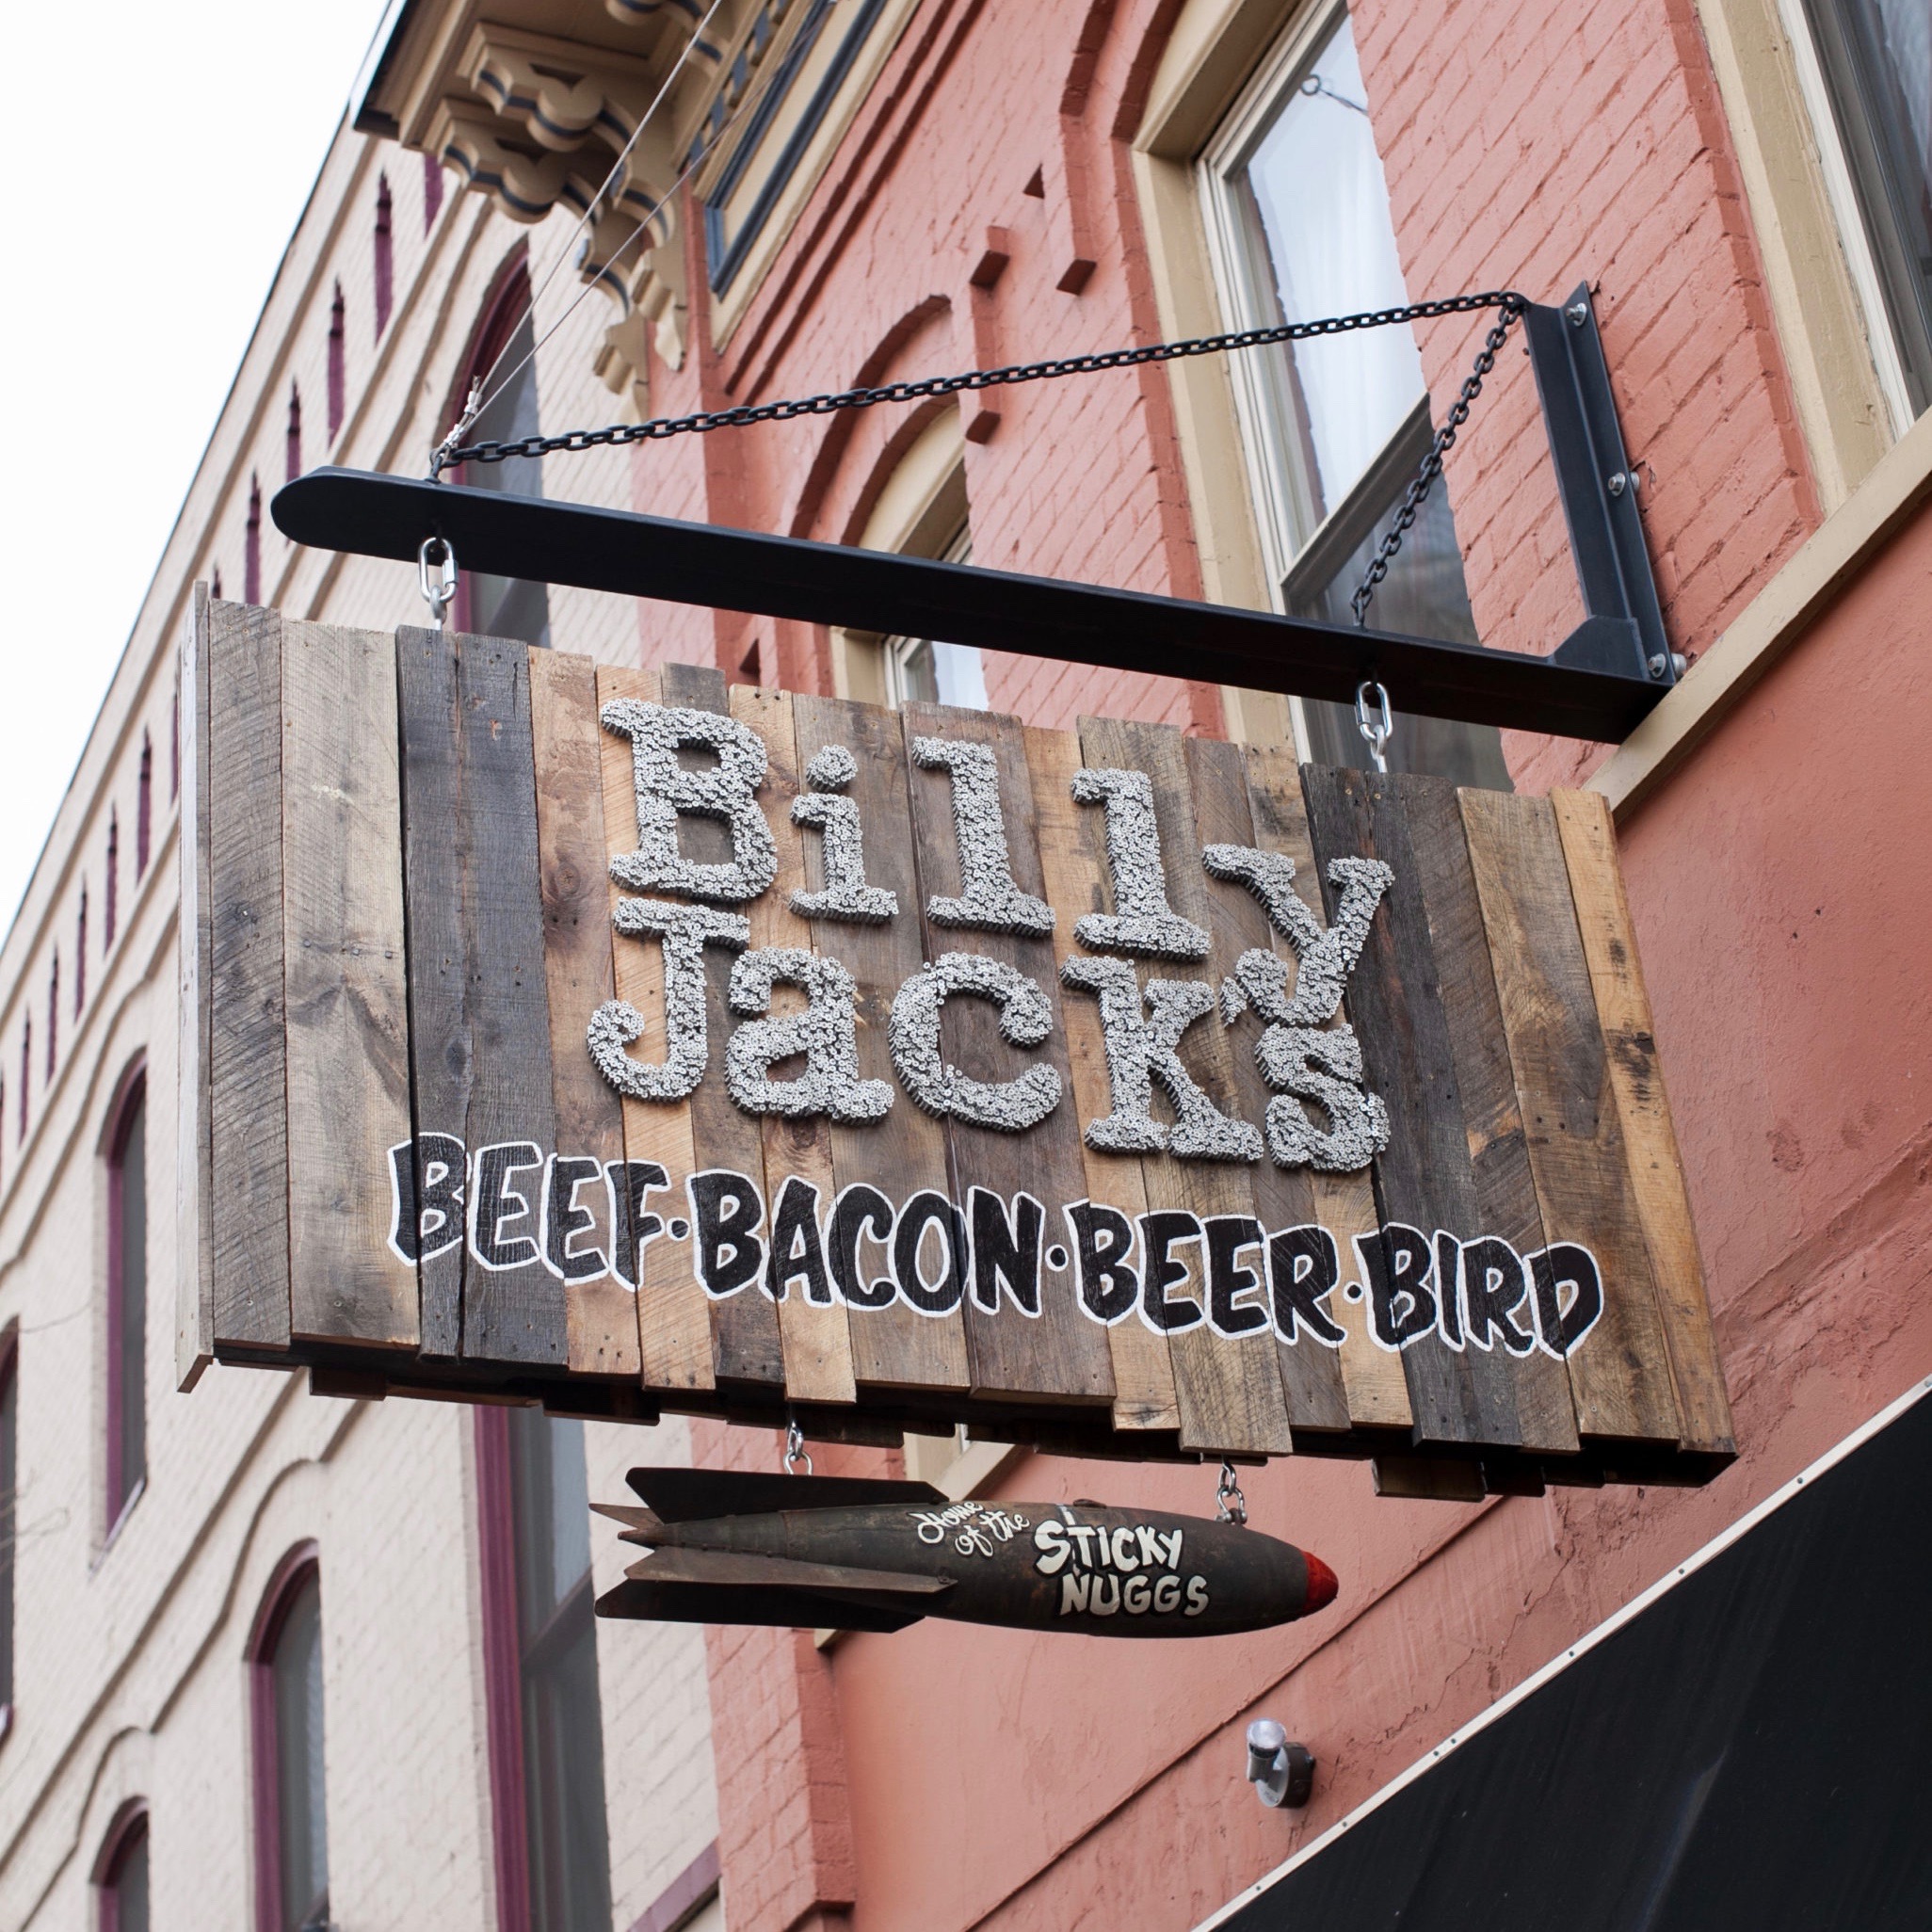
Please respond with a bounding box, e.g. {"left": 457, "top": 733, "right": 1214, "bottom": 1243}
{"left": 1773, "top": 0, "right": 1917, "bottom": 435}
{"left": 1194, "top": 0, "right": 1353, "bottom": 604}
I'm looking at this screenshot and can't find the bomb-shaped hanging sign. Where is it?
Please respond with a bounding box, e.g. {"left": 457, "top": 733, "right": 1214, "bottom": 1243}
{"left": 594, "top": 1467, "right": 1338, "bottom": 1637}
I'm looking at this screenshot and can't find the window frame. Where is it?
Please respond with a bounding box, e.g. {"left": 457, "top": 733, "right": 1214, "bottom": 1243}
{"left": 1196, "top": 0, "right": 1415, "bottom": 609}
{"left": 0, "top": 1321, "right": 17, "bottom": 1741}
{"left": 475, "top": 1405, "right": 612, "bottom": 1932}
{"left": 1776, "top": 0, "right": 1924, "bottom": 430}
{"left": 247, "top": 1544, "right": 329, "bottom": 1932}
{"left": 93, "top": 1799, "right": 150, "bottom": 1932}
{"left": 103, "top": 1059, "right": 148, "bottom": 1542}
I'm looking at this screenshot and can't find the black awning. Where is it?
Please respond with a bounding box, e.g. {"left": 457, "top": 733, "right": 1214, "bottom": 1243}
{"left": 1216, "top": 1384, "right": 1932, "bottom": 1932}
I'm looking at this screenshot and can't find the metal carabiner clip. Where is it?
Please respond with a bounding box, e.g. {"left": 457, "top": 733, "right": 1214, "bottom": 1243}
{"left": 418, "top": 537, "right": 458, "bottom": 629}
{"left": 1354, "top": 679, "right": 1393, "bottom": 775}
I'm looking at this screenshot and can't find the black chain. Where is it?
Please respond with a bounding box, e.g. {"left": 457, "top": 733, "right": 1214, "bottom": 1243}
{"left": 431, "top": 288, "right": 1528, "bottom": 631}
{"left": 1350, "top": 298, "right": 1526, "bottom": 627}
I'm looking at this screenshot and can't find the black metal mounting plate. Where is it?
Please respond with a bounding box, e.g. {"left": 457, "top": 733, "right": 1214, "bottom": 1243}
{"left": 272, "top": 466, "right": 1666, "bottom": 743}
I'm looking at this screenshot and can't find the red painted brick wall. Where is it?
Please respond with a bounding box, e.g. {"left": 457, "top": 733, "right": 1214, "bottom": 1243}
{"left": 631, "top": 6, "right": 1920, "bottom": 1931}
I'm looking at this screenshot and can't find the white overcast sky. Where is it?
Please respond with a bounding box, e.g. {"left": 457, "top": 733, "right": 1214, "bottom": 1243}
{"left": 0, "top": 2, "right": 391, "bottom": 932}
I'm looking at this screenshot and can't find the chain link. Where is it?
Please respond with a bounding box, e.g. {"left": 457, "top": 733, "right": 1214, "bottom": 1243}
{"left": 1216, "top": 1461, "right": 1248, "bottom": 1528}
{"left": 431, "top": 291, "right": 1527, "bottom": 483}
{"left": 1350, "top": 298, "right": 1527, "bottom": 628}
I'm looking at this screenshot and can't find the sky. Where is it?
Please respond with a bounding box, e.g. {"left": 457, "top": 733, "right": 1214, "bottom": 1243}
{"left": 0, "top": 1, "right": 393, "bottom": 932}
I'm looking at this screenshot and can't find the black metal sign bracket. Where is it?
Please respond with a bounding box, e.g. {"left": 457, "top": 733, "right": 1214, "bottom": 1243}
{"left": 271, "top": 283, "right": 1674, "bottom": 745}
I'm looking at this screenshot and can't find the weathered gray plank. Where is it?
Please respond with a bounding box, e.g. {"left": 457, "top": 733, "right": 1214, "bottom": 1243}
{"left": 176, "top": 585, "right": 217, "bottom": 1386}
{"left": 530, "top": 647, "right": 636, "bottom": 1378}
{"left": 281, "top": 620, "right": 414, "bottom": 1345}
{"left": 455, "top": 633, "right": 564, "bottom": 1365}
{"left": 209, "top": 600, "right": 291, "bottom": 1351}
{"left": 395, "top": 625, "right": 466, "bottom": 1357}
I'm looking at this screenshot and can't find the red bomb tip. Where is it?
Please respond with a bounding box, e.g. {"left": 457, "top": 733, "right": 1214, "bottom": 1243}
{"left": 1302, "top": 1553, "right": 1339, "bottom": 1614}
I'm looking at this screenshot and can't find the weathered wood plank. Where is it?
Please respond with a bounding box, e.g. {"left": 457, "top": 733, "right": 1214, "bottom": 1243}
{"left": 791, "top": 692, "right": 969, "bottom": 1394}
{"left": 455, "top": 633, "right": 564, "bottom": 1365}
{"left": 1302, "top": 764, "right": 1518, "bottom": 1447}
{"left": 904, "top": 700, "right": 1114, "bottom": 1409}
{"left": 208, "top": 601, "right": 292, "bottom": 1351}
{"left": 1078, "top": 715, "right": 1290, "bottom": 1457}
{"left": 731, "top": 681, "right": 857, "bottom": 1408}
{"left": 660, "top": 661, "right": 785, "bottom": 1391}
{"left": 1459, "top": 787, "right": 1682, "bottom": 1445}
{"left": 1553, "top": 789, "right": 1732, "bottom": 1453}
{"left": 530, "top": 647, "right": 636, "bottom": 1377}
{"left": 597, "top": 663, "right": 713, "bottom": 1393}
{"left": 1191, "top": 736, "right": 1350, "bottom": 1435}
{"left": 1242, "top": 748, "right": 1409, "bottom": 1432}
{"left": 395, "top": 626, "right": 467, "bottom": 1357}
{"left": 1402, "top": 775, "right": 1579, "bottom": 1455}
{"left": 177, "top": 590, "right": 216, "bottom": 1381}
{"left": 281, "top": 620, "right": 414, "bottom": 1345}
{"left": 1027, "top": 722, "right": 1176, "bottom": 1433}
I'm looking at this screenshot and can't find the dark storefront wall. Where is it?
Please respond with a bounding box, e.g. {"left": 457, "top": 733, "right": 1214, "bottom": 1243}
{"left": 1207, "top": 1381, "right": 1932, "bottom": 1932}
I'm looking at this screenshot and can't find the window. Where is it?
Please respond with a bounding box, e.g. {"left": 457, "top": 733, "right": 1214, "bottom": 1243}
{"left": 1200, "top": 8, "right": 1511, "bottom": 788}
{"left": 423, "top": 149, "right": 444, "bottom": 231}
{"left": 883, "top": 522, "right": 988, "bottom": 709}
{"left": 250, "top": 1554, "right": 330, "bottom": 1932}
{"left": 477, "top": 1408, "right": 612, "bottom": 1932}
{"left": 0, "top": 1328, "right": 16, "bottom": 1727}
{"left": 96, "top": 1807, "right": 150, "bottom": 1932}
{"left": 327, "top": 283, "right": 346, "bottom": 443}
{"left": 137, "top": 735, "right": 153, "bottom": 882}
{"left": 105, "top": 813, "right": 119, "bottom": 952}
{"left": 46, "top": 958, "right": 56, "bottom": 1082}
{"left": 1795, "top": 0, "right": 1932, "bottom": 418}
{"left": 19, "top": 1022, "right": 27, "bottom": 1140}
{"left": 105, "top": 1070, "right": 147, "bottom": 1530}
{"left": 76, "top": 889, "right": 87, "bottom": 1015}
{"left": 835, "top": 410, "right": 985, "bottom": 708}
{"left": 285, "top": 383, "right": 302, "bottom": 487}
{"left": 375, "top": 173, "right": 394, "bottom": 337}
{"left": 453, "top": 270, "right": 553, "bottom": 649}
{"left": 245, "top": 476, "right": 263, "bottom": 604}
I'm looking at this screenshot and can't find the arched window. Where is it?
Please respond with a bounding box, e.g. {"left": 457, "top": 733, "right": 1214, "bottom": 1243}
{"left": 0, "top": 1325, "right": 17, "bottom": 1728}
{"left": 95, "top": 1804, "right": 150, "bottom": 1932}
{"left": 105, "top": 1068, "right": 147, "bottom": 1530}
{"left": 19, "top": 1020, "right": 28, "bottom": 1140}
{"left": 477, "top": 1408, "right": 611, "bottom": 1932}
{"left": 105, "top": 813, "right": 120, "bottom": 951}
{"left": 327, "top": 283, "right": 346, "bottom": 443}
{"left": 46, "top": 957, "right": 57, "bottom": 1081}
{"left": 285, "top": 383, "right": 302, "bottom": 487}
{"left": 423, "top": 149, "right": 444, "bottom": 231}
{"left": 245, "top": 476, "right": 263, "bottom": 604}
{"left": 250, "top": 1551, "right": 330, "bottom": 1932}
{"left": 836, "top": 409, "right": 985, "bottom": 710}
{"left": 374, "top": 174, "right": 394, "bottom": 338}
{"left": 137, "top": 735, "right": 153, "bottom": 882}
{"left": 77, "top": 886, "right": 89, "bottom": 1015}
{"left": 450, "top": 262, "right": 551, "bottom": 649}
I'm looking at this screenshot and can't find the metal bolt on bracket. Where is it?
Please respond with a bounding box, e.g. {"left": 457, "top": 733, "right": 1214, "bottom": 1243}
{"left": 1246, "top": 1719, "right": 1316, "bottom": 1809}
{"left": 1566, "top": 299, "right": 1589, "bottom": 326}
{"left": 1607, "top": 470, "right": 1628, "bottom": 497}
{"left": 1648, "top": 652, "right": 1690, "bottom": 681}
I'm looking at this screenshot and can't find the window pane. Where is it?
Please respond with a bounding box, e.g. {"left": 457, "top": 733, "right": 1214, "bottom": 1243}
{"left": 462, "top": 310, "right": 553, "bottom": 647}
{"left": 111, "top": 1087, "right": 147, "bottom": 1516}
{"left": 0, "top": 1359, "right": 13, "bottom": 1710}
{"left": 1806, "top": 0, "right": 1932, "bottom": 411}
{"left": 509, "top": 1410, "right": 591, "bottom": 1626}
{"left": 522, "top": 1602, "right": 612, "bottom": 1932}
{"left": 508, "top": 1413, "right": 610, "bottom": 1932}
{"left": 273, "top": 1574, "right": 330, "bottom": 1931}
{"left": 109, "top": 1827, "right": 150, "bottom": 1932}
{"left": 1238, "top": 15, "right": 1423, "bottom": 524}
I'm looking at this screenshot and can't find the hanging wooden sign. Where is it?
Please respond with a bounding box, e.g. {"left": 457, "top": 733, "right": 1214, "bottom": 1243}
{"left": 181, "top": 598, "right": 1732, "bottom": 1491}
